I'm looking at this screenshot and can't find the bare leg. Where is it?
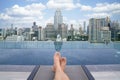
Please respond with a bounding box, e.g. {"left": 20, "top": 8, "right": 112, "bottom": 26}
{"left": 53, "top": 52, "right": 70, "bottom": 80}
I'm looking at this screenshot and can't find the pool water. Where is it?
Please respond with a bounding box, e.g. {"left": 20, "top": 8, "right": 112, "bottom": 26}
{"left": 0, "top": 41, "right": 120, "bottom": 65}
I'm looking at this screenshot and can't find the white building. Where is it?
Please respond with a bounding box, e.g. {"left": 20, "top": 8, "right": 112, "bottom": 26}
{"left": 89, "top": 17, "right": 111, "bottom": 43}
{"left": 23, "top": 28, "right": 30, "bottom": 41}
{"left": 5, "top": 35, "right": 18, "bottom": 41}
{"left": 58, "top": 23, "right": 68, "bottom": 39}
{"left": 54, "top": 9, "right": 63, "bottom": 30}
{"left": 45, "top": 23, "right": 55, "bottom": 40}
{"left": 38, "top": 26, "right": 44, "bottom": 41}
{"left": 17, "top": 36, "right": 24, "bottom": 41}
{"left": 17, "top": 28, "right": 23, "bottom": 36}
{"left": 101, "top": 27, "right": 111, "bottom": 43}
{"left": 29, "top": 28, "right": 34, "bottom": 41}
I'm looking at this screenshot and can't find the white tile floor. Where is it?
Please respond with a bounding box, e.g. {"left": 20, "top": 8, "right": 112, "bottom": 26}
{"left": 0, "top": 72, "right": 31, "bottom": 80}
{"left": 87, "top": 65, "right": 120, "bottom": 80}
{"left": 91, "top": 71, "right": 120, "bottom": 80}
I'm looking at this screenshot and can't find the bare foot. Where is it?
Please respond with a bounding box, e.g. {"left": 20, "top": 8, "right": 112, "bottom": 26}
{"left": 52, "top": 52, "right": 61, "bottom": 72}
{"left": 60, "top": 57, "right": 66, "bottom": 71}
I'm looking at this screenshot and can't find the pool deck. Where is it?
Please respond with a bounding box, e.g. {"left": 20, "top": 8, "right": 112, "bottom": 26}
{"left": 0, "top": 64, "right": 120, "bottom": 80}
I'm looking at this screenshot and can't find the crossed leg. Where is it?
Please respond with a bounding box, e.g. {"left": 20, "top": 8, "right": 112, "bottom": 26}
{"left": 53, "top": 52, "right": 70, "bottom": 80}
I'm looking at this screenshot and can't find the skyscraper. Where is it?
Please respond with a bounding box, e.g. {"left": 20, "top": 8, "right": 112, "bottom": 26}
{"left": 111, "top": 21, "right": 120, "bottom": 41}
{"left": 32, "top": 22, "right": 38, "bottom": 31}
{"left": 83, "top": 21, "right": 86, "bottom": 33}
{"left": 38, "top": 26, "right": 44, "bottom": 41}
{"left": 69, "top": 24, "right": 74, "bottom": 40}
{"left": 45, "top": 23, "right": 55, "bottom": 40}
{"left": 89, "top": 17, "right": 111, "bottom": 43}
{"left": 23, "top": 28, "right": 30, "bottom": 41}
{"left": 32, "top": 22, "right": 38, "bottom": 40}
{"left": 0, "top": 28, "right": 3, "bottom": 40}
{"left": 54, "top": 9, "right": 63, "bottom": 31}
{"left": 58, "top": 23, "right": 68, "bottom": 39}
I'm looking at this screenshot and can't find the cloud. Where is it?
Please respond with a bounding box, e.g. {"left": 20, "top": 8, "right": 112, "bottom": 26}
{"left": 93, "top": 3, "right": 120, "bottom": 13}
{"left": 76, "top": 3, "right": 92, "bottom": 11}
{"left": 112, "top": 10, "right": 120, "bottom": 14}
{"left": 55, "top": 0, "right": 73, "bottom": 3}
{"left": 86, "top": 13, "right": 111, "bottom": 18}
{"left": 81, "top": 5, "right": 92, "bottom": 11}
{"left": 6, "top": 3, "right": 46, "bottom": 17}
{"left": 46, "top": 0, "right": 76, "bottom": 10}
{"left": 0, "top": 1, "right": 120, "bottom": 28}
{"left": 0, "top": 13, "right": 12, "bottom": 20}
{"left": 24, "top": 0, "right": 38, "bottom": 2}
{"left": 0, "top": 3, "right": 46, "bottom": 27}
{"left": 45, "top": 17, "right": 54, "bottom": 25}
{"left": 84, "top": 2, "right": 120, "bottom": 18}
{"left": 77, "top": 2, "right": 120, "bottom": 13}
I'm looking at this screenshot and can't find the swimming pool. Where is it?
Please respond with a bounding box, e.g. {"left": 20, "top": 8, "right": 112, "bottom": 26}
{"left": 0, "top": 41, "right": 120, "bottom": 65}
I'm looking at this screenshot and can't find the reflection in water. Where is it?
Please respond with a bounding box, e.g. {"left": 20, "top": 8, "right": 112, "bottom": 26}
{"left": 54, "top": 34, "right": 63, "bottom": 51}
{"left": 0, "top": 42, "right": 120, "bottom": 65}
{"left": 56, "top": 34, "right": 62, "bottom": 42}
{"left": 54, "top": 41, "right": 63, "bottom": 51}
{"left": 117, "top": 52, "right": 120, "bottom": 54}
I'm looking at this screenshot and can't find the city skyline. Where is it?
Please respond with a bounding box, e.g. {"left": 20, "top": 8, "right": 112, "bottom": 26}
{"left": 0, "top": 0, "right": 120, "bottom": 29}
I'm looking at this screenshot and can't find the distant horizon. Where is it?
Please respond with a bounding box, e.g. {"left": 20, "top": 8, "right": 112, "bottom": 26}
{"left": 0, "top": 0, "right": 120, "bottom": 29}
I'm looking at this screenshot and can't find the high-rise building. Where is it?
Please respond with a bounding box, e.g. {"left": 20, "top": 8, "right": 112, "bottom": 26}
{"left": 69, "top": 24, "right": 74, "bottom": 40}
{"left": 101, "top": 27, "right": 111, "bottom": 43}
{"left": 45, "top": 23, "right": 55, "bottom": 40}
{"left": 14, "top": 27, "right": 17, "bottom": 35}
{"left": 89, "top": 17, "right": 111, "bottom": 43}
{"left": 79, "top": 27, "right": 83, "bottom": 35}
{"left": 0, "top": 29, "right": 3, "bottom": 36}
{"left": 32, "top": 22, "right": 38, "bottom": 31}
{"left": 38, "top": 26, "right": 44, "bottom": 41}
{"left": 0, "top": 28, "right": 3, "bottom": 40}
{"left": 23, "top": 28, "right": 30, "bottom": 41}
{"left": 10, "top": 24, "right": 14, "bottom": 36}
{"left": 17, "top": 28, "right": 23, "bottom": 36}
{"left": 83, "top": 21, "right": 86, "bottom": 33}
{"left": 54, "top": 9, "right": 63, "bottom": 31}
{"left": 87, "top": 25, "right": 89, "bottom": 35}
{"left": 3, "top": 28, "right": 7, "bottom": 39}
{"left": 0, "top": 28, "right": 7, "bottom": 40}
{"left": 58, "top": 23, "right": 68, "bottom": 39}
{"left": 110, "top": 21, "right": 120, "bottom": 41}
{"left": 32, "top": 22, "right": 38, "bottom": 40}
{"left": 29, "top": 28, "right": 34, "bottom": 41}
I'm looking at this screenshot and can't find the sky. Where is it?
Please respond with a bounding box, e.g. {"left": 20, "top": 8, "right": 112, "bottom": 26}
{"left": 0, "top": 0, "right": 120, "bottom": 29}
